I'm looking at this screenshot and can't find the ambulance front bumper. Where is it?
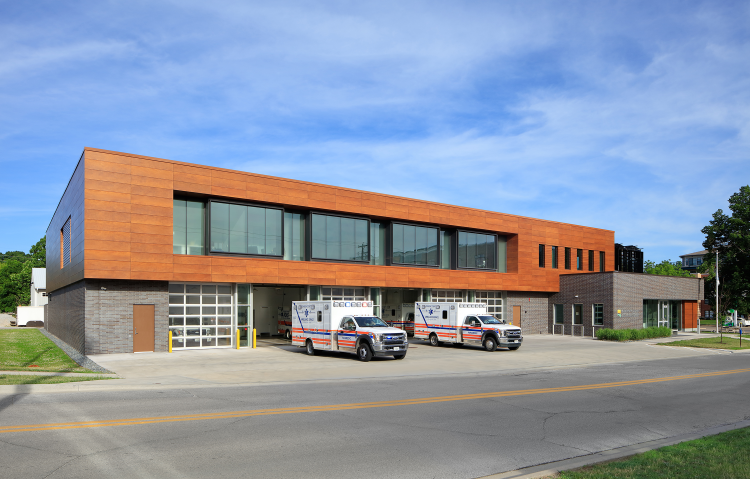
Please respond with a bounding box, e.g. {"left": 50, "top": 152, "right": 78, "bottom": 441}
{"left": 498, "top": 337, "right": 523, "bottom": 347}
{"left": 372, "top": 342, "right": 409, "bottom": 356}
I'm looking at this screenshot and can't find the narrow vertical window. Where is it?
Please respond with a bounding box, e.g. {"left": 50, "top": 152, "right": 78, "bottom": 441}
{"left": 554, "top": 304, "right": 564, "bottom": 324}
{"left": 174, "top": 199, "right": 205, "bottom": 255}
{"left": 551, "top": 246, "right": 558, "bottom": 269}
{"left": 565, "top": 247, "right": 571, "bottom": 270}
{"left": 576, "top": 249, "right": 583, "bottom": 270}
{"left": 60, "top": 217, "right": 71, "bottom": 268}
{"left": 496, "top": 235, "right": 507, "bottom": 273}
{"left": 440, "top": 231, "right": 452, "bottom": 269}
{"left": 600, "top": 251, "right": 605, "bottom": 272}
{"left": 588, "top": 250, "right": 594, "bottom": 271}
{"left": 539, "top": 244, "right": 545, "bottom": 268}
{"left": 283, "top": 212, "right": 306, "bottom": 261}
{"left": 369, "top": 222, "right": 386, "bottom": 265}
{"left": 593, "top": 304, "right": 604, "bottom": 325}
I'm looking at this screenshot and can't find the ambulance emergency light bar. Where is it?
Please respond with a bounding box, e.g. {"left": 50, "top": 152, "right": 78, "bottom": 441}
{"left": 332, "top": 301, "right": 373, "bottom": 308}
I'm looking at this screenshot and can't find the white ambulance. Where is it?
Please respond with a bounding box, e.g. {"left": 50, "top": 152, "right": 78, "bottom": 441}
{"left": 414, "top": 302, "right": 523, "bottom": 351}
{"left": 277, "top": 308, "right": 292, "bottom": 339}
{"left": 384, "top": 303, "right": 415, "bottom": 336}
{"left": 291, "top": 300, "right": 409, "bottom": 361}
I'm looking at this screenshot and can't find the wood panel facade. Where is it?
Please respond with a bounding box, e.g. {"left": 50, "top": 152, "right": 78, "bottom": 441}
{"left": 46, "top": 154, "right": 86, "bottom": 292}
{"left": 47, "top": 148, "right": 615, "bottom": 293}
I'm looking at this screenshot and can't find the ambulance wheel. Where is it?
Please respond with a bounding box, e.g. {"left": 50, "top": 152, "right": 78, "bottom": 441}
{"left": 285, "top": 330, "right": 292, "bottom": 340}
{"left": 429, "top": 334, "right": 440, "bottom": 347}
{"left": 357, "top": 343, "right": 373, "bottom": 362}
{"left": 508, "top": 346, "right": 521, "bottom": 351}
{"left": 483, "top": 336, "right": 497, "bottom": 352}
{"left": 393, "top": 352, "right": 407, "bottom": 360}
{"left": 305, "top": 340, "right": 316, "bottom": 356}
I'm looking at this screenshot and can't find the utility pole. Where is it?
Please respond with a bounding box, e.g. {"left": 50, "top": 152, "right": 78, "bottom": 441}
{"left": 715, "top": 250, "right": 719, "bottom": 335}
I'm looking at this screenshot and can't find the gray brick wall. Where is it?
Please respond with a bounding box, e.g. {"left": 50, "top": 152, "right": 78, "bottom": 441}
{"left": 46, "top": 279, "right": 169, "bottom": 355}
{"left": 85, "top": 280, "right": 169, "bottom": 354}
{"left": 613, "top": 272, "right": 702, "bottom": 330}
{"left": 507, "top": 292, "right": 551, "bottom": 335}
{"left": 549, "top": 273, "right": 613, "bottom": 337}
{"left": 45, "top": 280, "right": 86, "bottom": 354}
{"left": 550, "top": 272, "right": 704, "bottom": 334}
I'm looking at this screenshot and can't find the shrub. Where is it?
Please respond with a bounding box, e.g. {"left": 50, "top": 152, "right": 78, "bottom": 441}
{"left": 596, "top": 326, "right": 672, "bottom": 341}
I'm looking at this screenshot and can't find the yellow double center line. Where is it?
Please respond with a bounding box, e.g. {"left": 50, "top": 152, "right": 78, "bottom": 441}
{"left": 3, "top": 367, "right": 749, "bottom": 434}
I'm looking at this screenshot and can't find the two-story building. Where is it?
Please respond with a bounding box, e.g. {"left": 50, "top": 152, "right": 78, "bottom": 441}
{"left": 45, "top": 148, "right": 703, "bottom": 354}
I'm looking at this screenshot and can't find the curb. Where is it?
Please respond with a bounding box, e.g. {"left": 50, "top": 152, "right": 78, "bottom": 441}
{"left": 481, "top": 419, "right": 750, "bottom": 478}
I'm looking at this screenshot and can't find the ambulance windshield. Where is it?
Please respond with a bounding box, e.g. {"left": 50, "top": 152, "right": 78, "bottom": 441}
{"left": 354, "top": 317, "right": 390, "bottom": 328}
{"left": 478, "top": 315, "right": 503, "bottom": 325}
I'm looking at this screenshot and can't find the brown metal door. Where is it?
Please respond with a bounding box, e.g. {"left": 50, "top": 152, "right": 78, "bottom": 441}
{"left": 513, "top": 305, "right": 521, "bottom": 328}
{"left": 133, "top": 304, "right": 155, "bottom": 352}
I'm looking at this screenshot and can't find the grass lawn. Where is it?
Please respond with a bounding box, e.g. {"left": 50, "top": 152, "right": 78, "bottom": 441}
{"left": 657, "top": 336, "right": 750, "bottom": 350}
{"left": 558, "top": 427, "right": 750, "bottom": 479}
{"left": 0, "top": 329, "right": 93, "bottom": 372}
{"left": 0, "top": 374, "right": 112, "bottom": 385}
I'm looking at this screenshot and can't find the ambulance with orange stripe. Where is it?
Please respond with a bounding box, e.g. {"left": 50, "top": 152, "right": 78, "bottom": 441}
{"left": 414, "top": 302, "right": 523, "bottom": 351}
{"left": 292, "top": 300, "right": 409, "bottom": 361}
{"left": 384, "top": 303, "right": 415, "bottom": 336}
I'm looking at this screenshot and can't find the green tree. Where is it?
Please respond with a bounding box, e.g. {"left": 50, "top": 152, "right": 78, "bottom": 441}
{"left": 0, "top": 237, "right": 47, "bottom": 312}
{"left": 702, "top": 185, "right": 750, "bottom": 317}
{"left": 0, "top": 259, "right": 24, "bottom": 312}
{"left": 644, "top": 259, "right": 693, "bottom": 277}
{"left": 0, "top": 250, "right": 29, "bottom": 263}
{"left": 29, "top": 237, "right": 46, "bottom": 268}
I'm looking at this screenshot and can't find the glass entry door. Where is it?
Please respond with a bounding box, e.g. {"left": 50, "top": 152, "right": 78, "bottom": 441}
{"left": 658, "top": 301, "right": 669, "bottom": 328}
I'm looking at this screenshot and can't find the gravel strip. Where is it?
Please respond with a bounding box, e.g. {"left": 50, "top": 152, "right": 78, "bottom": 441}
{"left": 39, "top": 329, "right": 115, "bottom": 374}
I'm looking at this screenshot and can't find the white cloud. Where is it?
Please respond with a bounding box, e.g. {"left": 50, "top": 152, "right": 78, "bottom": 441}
{"left": 0, "top": 0, "right": 748, "bottom": 259}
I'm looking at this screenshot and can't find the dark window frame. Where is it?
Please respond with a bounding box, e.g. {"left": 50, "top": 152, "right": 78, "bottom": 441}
{"left": 207, "top": 198, "right": 285, "bottom": 259}
{"left": 573, "top": 303, "right": 583, "bottom": 325}
{"left": 173, "top": 196, "right": 206, "bottom": 256}
{"left": 564, "top": 247, "right": 571, "bottom": 270}
{"left": 308, "top": 211, "right": 371, "bottom": 264}
{"left": 554, "top": 303, "right": 564, "bottom": 324}
{"left": 577, "top": 249, "right": 583, "bottom": 270}
{"left": 388, "top": 221, "right": 441, "bottom": 268}
{"left": 539, "top": 244, "right": 545, "bottom": 268}
{"left": 551, "top": 246, "right": 558, "bottom": 269}
{"left": 455, "top": 229, "right": 499, "bottom": 271}
{"left": 593, "top": 303, "right": 604, "bottom": 326}
{"left": 588, "top": 250, "right": 594, "bottom": 271}
{"left": 600, "top": 251, "right": 605, "bottom": 272}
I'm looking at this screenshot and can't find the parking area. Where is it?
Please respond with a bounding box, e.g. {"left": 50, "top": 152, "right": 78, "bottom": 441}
{"left": 25, "top": 332, "right": 722, "bottom": 393}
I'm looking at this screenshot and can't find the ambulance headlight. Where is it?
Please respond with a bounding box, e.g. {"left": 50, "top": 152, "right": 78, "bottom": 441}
{"left": 499, "top": 329, "right": 506, "bottom": 337}
{"left": 373, "top": 333, "right": 383, "bottom": 342}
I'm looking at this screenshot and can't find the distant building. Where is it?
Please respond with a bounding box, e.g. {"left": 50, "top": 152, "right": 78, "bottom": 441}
{"left": 614, "top": 244, "right": 643, "bottom": 273}
{"left": 679, "top": 250, "right": 707, "bottom": 273}
{"left": 30, "top": 268, "right": 47, "bottom": 307}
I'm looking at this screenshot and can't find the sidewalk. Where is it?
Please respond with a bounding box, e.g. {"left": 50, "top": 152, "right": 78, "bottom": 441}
{"left": 0, "top": 333, "right": 737, "bottom": 394}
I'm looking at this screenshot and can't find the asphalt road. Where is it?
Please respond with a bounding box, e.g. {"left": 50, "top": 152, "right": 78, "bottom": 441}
{"left": 2, "top": 353, "right": 750, "bottom": 478}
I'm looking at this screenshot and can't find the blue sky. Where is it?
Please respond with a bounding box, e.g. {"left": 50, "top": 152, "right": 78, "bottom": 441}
{"left": 1, "top": 0, "right": 748, "bottom": 262}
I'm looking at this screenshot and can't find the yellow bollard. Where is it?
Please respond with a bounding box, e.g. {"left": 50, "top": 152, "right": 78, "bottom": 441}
{"left": 252, "top": 328, "right": 257, "bottom": 349}
{"left": 236, "top": 329, "right": 240, "bottom": 350}
{"left": 168, "top": 331, "right": 172, "bottom": 353}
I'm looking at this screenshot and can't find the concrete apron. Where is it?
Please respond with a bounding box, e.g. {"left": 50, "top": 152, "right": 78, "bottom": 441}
{"left": 2, "top": 332, "right": 745, "bottom": 394}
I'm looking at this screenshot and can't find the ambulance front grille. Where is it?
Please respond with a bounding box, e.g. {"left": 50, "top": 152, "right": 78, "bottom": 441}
{"left": 384, "top": 335, "right": 406, "bottom": 344}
